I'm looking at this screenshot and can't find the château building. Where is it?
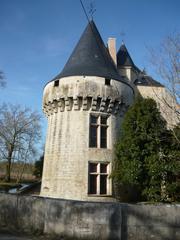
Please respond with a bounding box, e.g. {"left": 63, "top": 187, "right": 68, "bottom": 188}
{"left": 40, "top": 20, "right": 178, "bottom": 201}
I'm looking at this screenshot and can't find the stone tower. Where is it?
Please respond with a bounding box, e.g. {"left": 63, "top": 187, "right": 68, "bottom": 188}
{"left": 40, "top": 21, "right": 134, "bottom": 201}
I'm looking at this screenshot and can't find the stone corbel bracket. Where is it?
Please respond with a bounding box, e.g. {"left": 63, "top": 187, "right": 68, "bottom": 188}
{"left": 43, "top": 96, "right": 129, "bottom": 117}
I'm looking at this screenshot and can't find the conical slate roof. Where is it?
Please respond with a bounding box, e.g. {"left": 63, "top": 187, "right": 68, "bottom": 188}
{"left": 117, "top": 43, "right": 136, "bottom": 68}
{"left": 52, "top": 20, "right": 122, "bottom": 81}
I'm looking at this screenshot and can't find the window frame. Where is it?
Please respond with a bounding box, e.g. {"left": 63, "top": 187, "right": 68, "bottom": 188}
{"left": 88, "top": 161, "right": 111, "bottom": 196}
{"left": 89, "top": 114, "right": 109, "bottom": 149}
{"left": 89, "top": 115, "right": 99, "bottom": 148}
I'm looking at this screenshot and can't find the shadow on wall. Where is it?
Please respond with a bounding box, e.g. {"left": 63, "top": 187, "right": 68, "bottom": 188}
{"left": 121, "top": 203, "right": 180, "bottom": 240}
{"left": 0, "top": 194, "right": 122, "bottom": 239}
{"left": 43, "top": 198, "right": 122, "bottom": 240}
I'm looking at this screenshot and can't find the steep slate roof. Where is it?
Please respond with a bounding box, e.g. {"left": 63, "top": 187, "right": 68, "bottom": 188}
{"left": 117, "top": 43, "right": 140, "bottom": 72}
{"left": 52, "top": 20, "right": 123, "bottom": 82}
{"left": 117, "top": 43, "right": 134, "bottom": 67}
{"left": 117, "top": 43, "right": 163, "bottom": 87}
{"left": 134, "top": 74, "right": 164, "bottom": 87}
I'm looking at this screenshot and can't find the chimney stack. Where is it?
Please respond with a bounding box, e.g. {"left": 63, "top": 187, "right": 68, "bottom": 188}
{"left": 107, "top": 38, "right": 117, "bottom": 65}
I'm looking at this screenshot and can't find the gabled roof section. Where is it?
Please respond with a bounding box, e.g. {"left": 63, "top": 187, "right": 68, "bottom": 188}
{"left": 134, "top": 74, "right": 164, "bottom": 87}
{"left": 52, "top": 20, "right": 122, "bottom": 82}
{"left": 117, "top": 43, "right": 139, "bottom": 71}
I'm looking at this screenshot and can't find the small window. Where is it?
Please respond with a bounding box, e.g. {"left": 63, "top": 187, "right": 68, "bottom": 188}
{"left": 100, "top": 175, "right": 107, "bottom": 194}
{"left": 88, "top": 162, "right": 110, "bottom": 195}
{"left": 90, "top": 115, "right": 98, "bottom": 124}
{"left": 54, "top": 80, "right": 59, "bottom": 87}
{"left": 89, "top": 163, "right": 98, "bottom": 172}
{"left": 100, "top": 163, "right": 107, "bottom": 173}
{"left": 89, "top": 115, "right": 108, "bottom": 148}
{"left": 101, "top": 116, "right": 107, "bottom": 125}
{"left": 100, "top": 116, "right": 108, "bottom": 148}
{"left": 105, "top": 78, "right": 111, "bottom": 85}
{"left": 90, "top": 126, "right": 98, "bottom": 147}
{"left": 100, "top": 126, "right": 107, "bottom": 148}
{"left": 89, "top": 116, "right": 98, "bottom": 148}
{"left": 89, "top": 175, "right": 97, "bottom": 194}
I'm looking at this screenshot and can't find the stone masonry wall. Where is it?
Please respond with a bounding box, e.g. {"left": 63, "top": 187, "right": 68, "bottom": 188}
{"left": 121, "top": 203, "right": 180, "bottom": 240}
{"left": 0, "top": 194, "right": 180, "bottom": 240}
{"left": 0, "top": 194, "right": 121, "bottom": 240}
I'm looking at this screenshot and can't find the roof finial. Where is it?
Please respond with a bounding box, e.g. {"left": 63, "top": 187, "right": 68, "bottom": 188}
{"left": 120, "top": 31, "right": 126, "bottom": 45}
{"left": 142, "top": 67, "right": 147, "bottom": 75}
{"left": 88, "top": 1, "right": 96, "bottom": 20}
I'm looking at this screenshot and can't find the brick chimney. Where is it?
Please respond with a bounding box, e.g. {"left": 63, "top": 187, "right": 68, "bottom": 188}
{"left": 107, "top": 38, "right": 117, "bottom": 65}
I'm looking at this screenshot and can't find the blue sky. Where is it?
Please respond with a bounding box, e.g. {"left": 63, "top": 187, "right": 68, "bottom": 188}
{"left": 0, "top": 0, "right": 179, "bottom": 143}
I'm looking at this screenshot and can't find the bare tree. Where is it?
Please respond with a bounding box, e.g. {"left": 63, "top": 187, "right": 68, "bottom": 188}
{"left": 0, "top": 71, "right": 6, "bottom": 88}
{"left": 148, "top": 32, "right": 180, "bottom": 120}
{"left": 0, "top": 104, "right": 41, "bottom": 182}
{"left": 147, "top": 33, "right": 180, "bottom": 144}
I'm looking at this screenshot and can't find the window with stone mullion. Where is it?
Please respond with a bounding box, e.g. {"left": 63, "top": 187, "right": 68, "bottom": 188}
{"left": 88, "top": 162, "right": 109, "bottom": 195}
{"left": 89, "top": 115, "right": 108, "bottom": 148}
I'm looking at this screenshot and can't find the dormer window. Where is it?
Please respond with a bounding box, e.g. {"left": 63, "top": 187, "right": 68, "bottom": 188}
{"left": 105, "top": 78, "right": 111, "bottom": 85}
{"left": 54, "top": 80, "right": 59, "bottom": 87}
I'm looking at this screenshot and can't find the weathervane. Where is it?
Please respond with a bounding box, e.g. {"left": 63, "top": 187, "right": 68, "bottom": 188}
{"left": 88, "top": 1, "right": 96, "bottom": 20}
